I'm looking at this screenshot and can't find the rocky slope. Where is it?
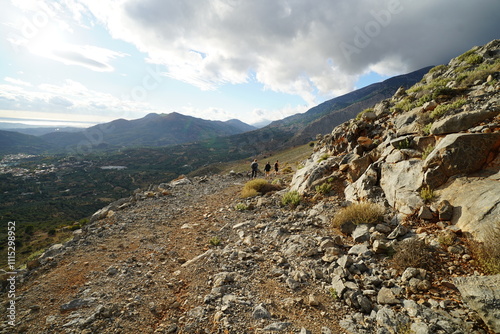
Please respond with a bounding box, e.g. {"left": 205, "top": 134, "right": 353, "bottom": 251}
{"left": 2, "top": 172, "right": 497, "bottom": 334}
{"left": 292, "top": 39, "right": 500, "bottom": 242}
{"left": 2, "top": 40, "right": 500, "bottom": 334}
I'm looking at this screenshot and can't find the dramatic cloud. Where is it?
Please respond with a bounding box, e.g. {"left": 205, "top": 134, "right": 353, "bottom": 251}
{"left": 2, "top": 0, "right": 499, "bottom": 126}
{"left": 76, "top": 0, "right": 500, "bottom": 101}
{"left": 0, "top": 79, "right": 153, "bottom": 121}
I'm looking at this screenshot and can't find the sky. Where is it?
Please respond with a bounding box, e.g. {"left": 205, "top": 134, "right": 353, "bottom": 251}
{"left": 0, "top": 0, "right": 499, "bottom": 128}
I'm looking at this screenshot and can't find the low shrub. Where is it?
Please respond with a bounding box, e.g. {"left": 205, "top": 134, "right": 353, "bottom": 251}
{"left": 390, "top": 238, "right": 432, "bottom": 271}
{"left": 209, "top": 236, "right": 221, "bottom": 246}
{"left": 464, "top": 53, "right": 483, "bottom": 65}
{"left": 429, "top": 98, "right": 467, "bottom": 119}
{"left": 329, "top": 287, "right": 338, "bottom": 300}
{"left": 397, "top": 137, "right": 411, "bottom": 150}
{"left": 392, "top": 97, "right": 415, "bottom": 112}
{"left": 421, "top": 145, "right": 435, "bottom": 160}
{"left": 356, "top": 108, "right": 374, "bottom": 120}
{"left": 332, "top": 202, "right": 384, "bottom": 227}
{"left": 317, "top": 153, "right": 330, "bottom": 163}
{"left": 457, "top": 58, "right": 500, "bottom": 87}
{"left": 422, "top": 123, "right": 433, "bottom": 135}
{"left": 420, "top": 185, "right": 434, "bottom": 201}
{"left": 235, "top": 203, "right": 249, "bottom": 211}
{"left": 432, "top": 87, "right": 455, "bottom": 100}
{"left": 69, "top": 224, "right": 81, "bottom": 231}
{"left": 415, "top": 94, "right": 432, "bottom": 107}
{"left": 241, "top": 179, "right": 280, "bottom": 198}
{"left": 281, "top": 191, "right": 302, "bottom": 208}
{"left": 429, "top": 64, "right": 448, "bottom": 74}
{"left": 315, "top": 182, "right": 332, "bottom": 195}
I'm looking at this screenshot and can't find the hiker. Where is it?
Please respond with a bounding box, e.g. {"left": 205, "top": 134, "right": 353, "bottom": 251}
{"left": 274, "top": 160, "right": 279, "bottom": 175}
{"left": 264, "top": 161, "right": 271, "bottom": 177}
{"left": 250, "top": 159, "right": 259, "bottom": 179}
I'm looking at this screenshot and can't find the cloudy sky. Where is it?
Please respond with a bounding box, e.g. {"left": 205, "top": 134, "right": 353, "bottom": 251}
{"left": 1, "top": 0, "right": 499, "bottom": 128}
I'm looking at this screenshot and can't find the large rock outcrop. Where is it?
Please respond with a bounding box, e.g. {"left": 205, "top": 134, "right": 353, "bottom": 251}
{"left": 293, "top": 40, "right": 500, "bottom": 242}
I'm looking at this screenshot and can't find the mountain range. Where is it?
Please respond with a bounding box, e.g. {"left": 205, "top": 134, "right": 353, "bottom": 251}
{"left": 0, "top": 66, "right": 431, "bottom": 156}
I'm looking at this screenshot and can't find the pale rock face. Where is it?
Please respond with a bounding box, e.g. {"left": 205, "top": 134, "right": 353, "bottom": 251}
{"left": 430, "top": 107, "right": 499, "bottom": 135}
{"left": 344, "top": 164, "right": 380, "bottom": 202}
{"left": 290, "top": 149, "right": 338, "bottom": 194}
{"left": 424, "top": 133, "right": 500, "bottom": 176}
{"left": 379, "top": 159, "right": 424, "bottom": 214}
{"left": 437, "top": 173, "right": 500, "bottom": 242}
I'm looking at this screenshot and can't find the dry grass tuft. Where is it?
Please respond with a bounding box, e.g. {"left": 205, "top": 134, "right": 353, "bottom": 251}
{"left": 332, "top": 202, "right": 384, "bottom": 227}
{"left": 241, "top": 179, "right": 281, "bottom": 198}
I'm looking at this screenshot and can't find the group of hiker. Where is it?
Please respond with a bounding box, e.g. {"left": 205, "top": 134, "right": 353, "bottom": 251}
{"left": 250, "top": 159, "right": 279, "bottom": 178}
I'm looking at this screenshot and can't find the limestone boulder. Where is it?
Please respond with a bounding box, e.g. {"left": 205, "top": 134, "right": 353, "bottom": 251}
{"left": 430, "top": 107, "right": 499, "bottom": 135}
{"left": 290, "top": 153, "right": 338, "bottom": 194}
{"left": 347, "top": 154, "right": 373, "bottom": 182}
{"left": 424, "top": 132, "right": 500, "bottom": 188}
{"left": 344, "top": 164, "right": 382, "bottom": 202}
{"left": 394, "top": 107, "right": 421, "bottom": 136}
{"left": 380, "top": 159, "right": 424, "bottom": 214}
{"left": 436, "top": 173, "right": 500, "bottom": 241}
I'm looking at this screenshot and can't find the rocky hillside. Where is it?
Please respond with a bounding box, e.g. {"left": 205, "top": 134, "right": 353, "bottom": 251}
{"left": 2, "top": 40, "right": 500, "bottom": 334}
{"left": 291, "top": 39, "right": 500, "bottom": 242}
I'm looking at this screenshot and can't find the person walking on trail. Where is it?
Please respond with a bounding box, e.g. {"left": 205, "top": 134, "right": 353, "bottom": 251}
{"left": 251, "top": 159, "right": 259, "bottom": 179}
{"left": 264, "top": 162, "right": 271, "bottom": 177}
{"left": 274, "top": 160, "right": 279, "bottom": 175}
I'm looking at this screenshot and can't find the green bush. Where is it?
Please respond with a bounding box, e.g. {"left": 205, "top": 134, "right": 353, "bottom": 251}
{"left": 317, "top": 153, "right": 330, "bottom": 163}
{"left": 397, "top": 138, "right": 411, "bottom": 150}
{"left": 421, "top": 145, "right": 435, "bottom": 160}
{"left": 422, "top": 123, "right": 433, "bottom": 135}
{"left": 457, "top": 58, "right": 500, "bottom": 87}
{"left": 235, "top": 203, "right": 249, "bottom": 211}
{"left": 429, "top": 98, "right": 466, "bottom": 119}
{"left": 432, "top": 87, "right": 455, "bottom": 100}
{"left": 315, "top": 182, "right": 333, "bottom": 195}
{"left": 392, "top": 97, "right": 415, "bottom": 112}
{"left": 429, "top": 64, "right": 448, "bottom": 74}
{"left": 332, "top": 202, "right": 384, "bottom": 227}
{"left": 415, "top": 94, "right": 432, "bottom": 107}
{"left": 209, "top": 236, "right": 221, "bottom": 246}
{"left": 356, "top": 108, "right": 374, "bottom": 120}
{"left": 24, "top": 225, "right": 35, "bottom": 235}
{"left": 464, "top": 54, "right": 483, "bottom": 65}
{"left": 329, "top": 287, "right": 338, "bottom": 300}
{"left": 281, "top": 191, "right": 302, "bottom": 208}
{"left": 420, "top": 185, "right": 434, "bottom": 201}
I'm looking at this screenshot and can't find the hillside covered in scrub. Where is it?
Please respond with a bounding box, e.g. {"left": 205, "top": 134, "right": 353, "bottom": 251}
{"left": 2, "top": 40, "right": 500, "bottom": 334}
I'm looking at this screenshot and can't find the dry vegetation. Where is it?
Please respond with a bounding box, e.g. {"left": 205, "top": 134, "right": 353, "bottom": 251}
{"left": 468, "top": 225, "right": 500, "bottom": 275}
{"left": 390, "top": 238, "right": 433, "bottom": 272}
{"left": 331, "top": 202, "right": 385, "bottom": 227}
{"left": 241, "top": 178, "right": 281, "bottom": 198}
